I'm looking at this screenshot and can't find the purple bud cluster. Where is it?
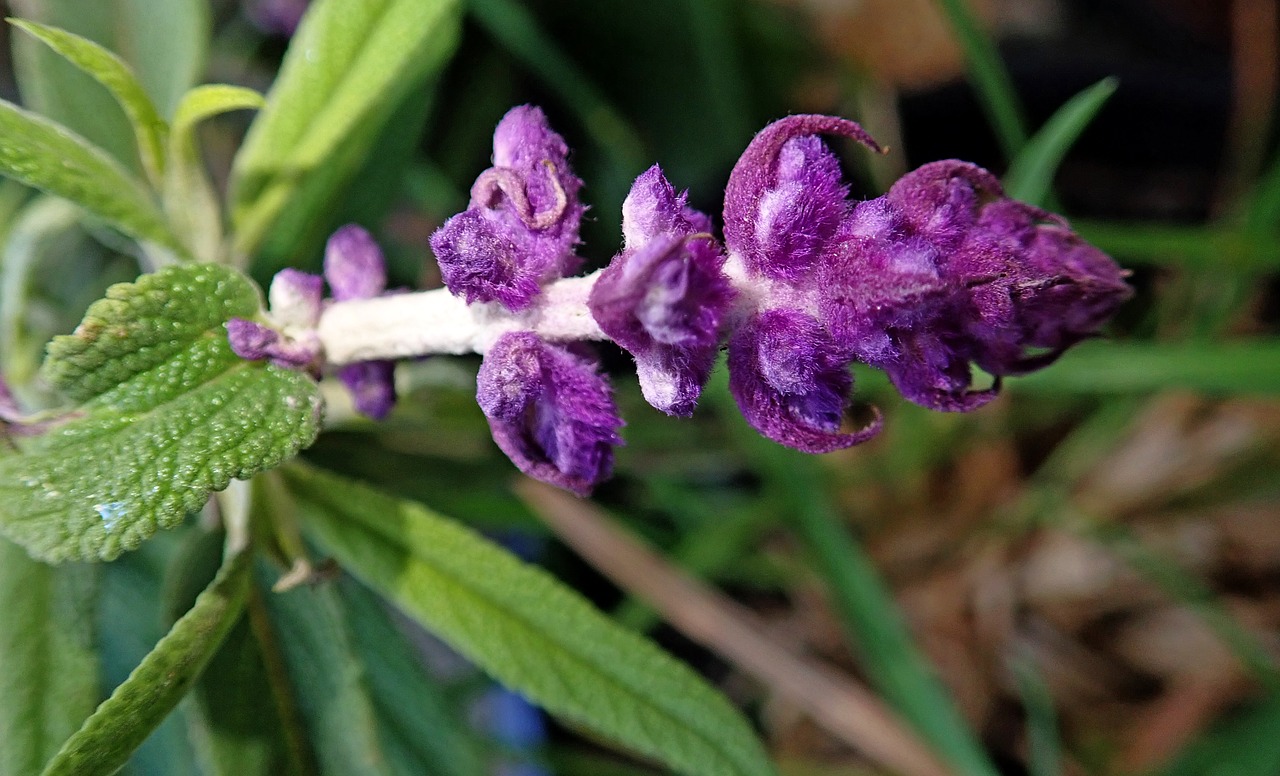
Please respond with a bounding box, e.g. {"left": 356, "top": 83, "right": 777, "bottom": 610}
{"left": 233, "top": 105, "right": 1131, "bottom": 496}
{"left": 228, "top": 225, "right": 398, "bottom": 420}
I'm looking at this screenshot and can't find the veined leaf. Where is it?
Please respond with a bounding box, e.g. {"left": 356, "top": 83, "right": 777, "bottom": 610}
{"left": 264, "top": 571, "right": 396, "bottom": 776}
{"left": 286, "top": 464, "right": 777, "bottom": 776}
{"left": 0, "top": 264, "right": 322, "bottom": 562}
{"left": 9, "top": 18, "right": 169, "bottom": 188}
{"left": 0, "top": 538, "right": 99, "bottom": 776}
{"left": 0, "top": 99, "right": 181, "bottom": 251}
{"left": 164, "top": 85, "right": 266, "bottom": 263}
{"left": 40, "top": 545, "right": 252, "bottom": 776}
{"left": 230, "top": 0, "right": 461, "bottom": 260}
{"left": 339, "top": 577, "right": 486, "bottom": 776}
{"left": 1004, "top": 77, "right": 1118, "bottom": 207}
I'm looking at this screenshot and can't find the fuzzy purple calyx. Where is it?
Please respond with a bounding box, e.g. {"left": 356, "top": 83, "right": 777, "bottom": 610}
{"left": 430, "top": 105, "right": 584, "bottom": 311}
{"left": 589, "top": 166, "right": 734, "bottom": 416}
{"left": 476, "top": 332, "right": 623, "bottom": 496}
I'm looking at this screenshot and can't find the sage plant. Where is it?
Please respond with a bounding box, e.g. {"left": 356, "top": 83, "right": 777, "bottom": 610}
{"left": 234, "top": 106, "right": 1131, "bottom": 494}
{"left": 0, "top": 6, "right": 1133, "bottom": 775}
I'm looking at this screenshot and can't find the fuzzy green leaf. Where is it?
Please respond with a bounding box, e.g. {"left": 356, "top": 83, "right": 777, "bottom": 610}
{"left": 0, "top": 538, "right": 99, "bottom": 776}
{"left": 9, "top": 18, "right": 169, "bottom": 187}
{"left": 40, "top": 546, "right": 251, "bottom": 776}
{"left": 229, "top": 0, "right": 460, "bottom": 259}
{"left": 0, "top": 98, "right": 181, "bottom": 251}
{"left": 0, "top": 265, "right": 322, "bottom": 562}
{"left": 286, "top": 464, "right": 777, "bottom": 776}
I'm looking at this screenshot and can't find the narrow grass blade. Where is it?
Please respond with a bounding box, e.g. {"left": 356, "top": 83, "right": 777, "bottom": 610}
{"left": 1011, "top": 654, "right": 1062, "bottom": 776}
{"left": 1005, "top": 78, "right": 1118, "bottom": 206}
{"left": 1074, "top": 220, "right": 1280, "bottom": 269}
{"left": 708, "top": 371, "right": 998, "bottom": 776}
{"left": 932, "top": 0, "right": 1028, "bottom": 159}
{"left": 1009, "top": 340, "right": 1280, "bottom": 396}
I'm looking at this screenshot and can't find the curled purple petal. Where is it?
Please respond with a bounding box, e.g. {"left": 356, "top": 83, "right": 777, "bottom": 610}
{"left": 590, "top": 168, "right": 735, "bottom": 416}
{"left": 723, "top": 114, "right": 880, "bottom": 281}
{"left": 727, "top": 308, "right": 880, "bottom": 453}
{"left": 338, "top": 360, "right": 397, "bottom": 420}
{"left": 431, "top": 106, "right": 584, "bottom": 311}
{"left": 268, "top": 268, "right": 323, "bottom": 328}
{"left": 476, "top": 332, "right": 623, "bottom": 496}
{"left": 430, "top": 209, "right": 544, "bottom": 309}
{"left": 325, "top": 224, "right": 387, "bottom": 301}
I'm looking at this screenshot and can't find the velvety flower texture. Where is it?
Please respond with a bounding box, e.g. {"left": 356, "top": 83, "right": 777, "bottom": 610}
{"left": 325, "top": 225, "right": 397, "bottom": 420}
{"left": 720, "top": 115, "right": 1131, "bottom": 448}
{"left": 476, "top": 332, "right": 623, "bottom": 496}
{"left": 430, "top": 105, "right": 585, "bottom": 310}
{"left": 588, "top": 166, "right": 735, "bottom": 416}
{"left": 228, "top": 224, "right": 398, "bottom": 420}
{"left": 721, "top": 116, "right": 888, "bottom": 451}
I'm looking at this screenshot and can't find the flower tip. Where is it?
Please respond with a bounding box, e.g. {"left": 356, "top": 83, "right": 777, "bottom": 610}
{"left": 324, "top": 224, "right": 387, "bottom": 302}
{"left": 227, "top": 318, "right": 278, "bottom": 361}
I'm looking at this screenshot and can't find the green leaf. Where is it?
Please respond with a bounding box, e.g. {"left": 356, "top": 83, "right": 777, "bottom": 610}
{"left": 263, "top": 571, "right": 396, "bottom": 776}
{"left": 96, "top": 529, "right": 204, "bottom": 776}
{"left": 40, "top": 545, "right": 251, "bottom": 776}
{"left": 0, "top": 264, "right": 322, "bottom": 562}
{"left": 1160, "top": 695, "right": 1280, "bottom": 776}
{"left": 1009, "top": 339, "right": 1280, "bottom": 396}
{"left": 229, "top": 0, "right": 461, "bottom": 260}
{"left": 164, "top": 85, "right": 266, "bottom": 263}
{"left": 0, "top": 99, "right": 181, "bottom": 251}
{"left": 933, "top": 0, "right": 1028, "bottom": 160}
{"left": 163, "top": 529, "right": 297, "bottom": 776}
{"left": 9, "top": 18, "right": 169, "bottom": 188}
{"left": 12, "top": 0, "right": 209, "bottom": 118}
{"left": 286, "top": 463, "right": 777, "bottom": 776}
{"left": 339, "top": 577, "right": 486, "bottom": 776}
{"left": 0, "top": 537, "right": 99, "bottom": 776}
{"left": 1004, "top": 77, "right": 1118, "bottom": 207}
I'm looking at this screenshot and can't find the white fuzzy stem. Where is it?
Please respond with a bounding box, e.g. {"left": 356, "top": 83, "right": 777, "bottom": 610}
{"left": 317, "top": 271, "right": 606, "bottom": 365}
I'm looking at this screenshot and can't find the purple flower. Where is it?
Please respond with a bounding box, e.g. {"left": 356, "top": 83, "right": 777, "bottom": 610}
{"left": 721, "top": 116, "right": 1130, "bottom": 435}
{"left": 228, "top": 224, "right": 399, "bottom": 420}
{"left": 588, "top": 166, "right": 735, "bottom": 416}
{"left": 324, "top": 225, "right": 397, "bottom": 420}
{"left": 228, "top": 269, "right": 323, "bottom": 370}
{"left": 727, "top": 309, "right": 881, "bottom": 453}
{"left": 430, "top": 106, "right": 584, "bottom": 311}
{"left": 476, "top": 332, "right": 623, "bottom": 496}
{"left": 247, "top": 0, "right": 309, "bottom": 35}
{"left": 720, "top": 115, "right": 885, "bottom": 451}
